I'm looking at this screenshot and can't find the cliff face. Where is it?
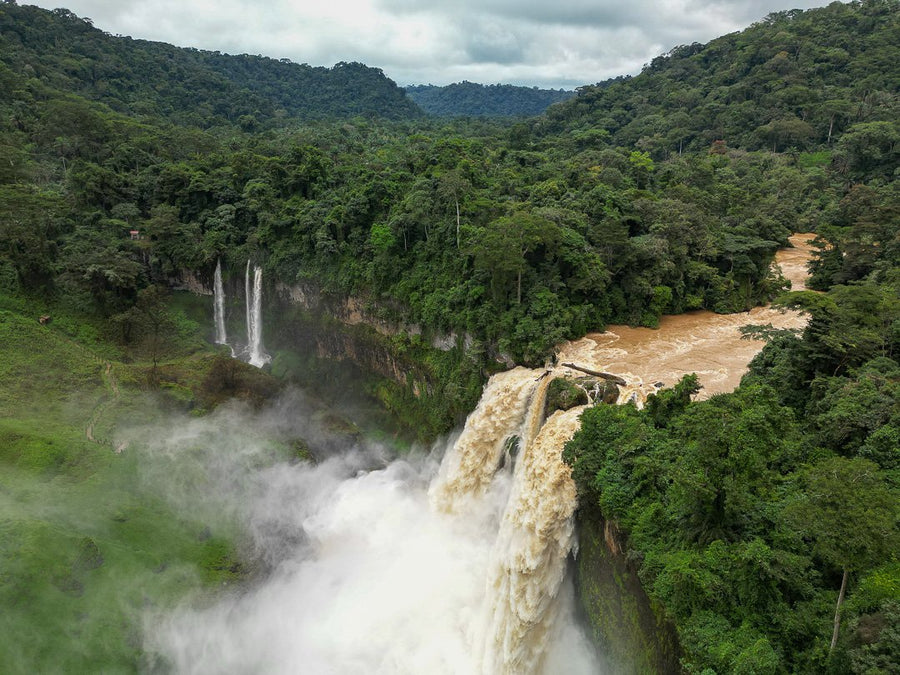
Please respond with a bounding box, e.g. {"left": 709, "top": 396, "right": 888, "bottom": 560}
{"left": 575, "top": 516, "right": 682, "bottom": 674}
{"left": 267, "top": 279, "right": 487, "bottom": 439}
{"left": 276, "top": 282, "right": 420, "bottom": 340}
{"left": 181, "top": 268, "right": 685, "bottom": 663}
{"left": 275, "top": 281, "right": 476, "bottom": 354}
{"left": 271, "top": 300, "right": 429, "bottom": 392}
{"left": 187, "top": 269, "right": 433, "bottom": 387}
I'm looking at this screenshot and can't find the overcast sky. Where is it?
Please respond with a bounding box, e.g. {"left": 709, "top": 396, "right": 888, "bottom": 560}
{"left": 25, "top": 1, "right": 836, "bottom": 89}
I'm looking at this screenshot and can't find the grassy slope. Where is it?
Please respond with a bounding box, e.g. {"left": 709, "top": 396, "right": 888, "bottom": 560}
{"left": 0, "top": 306, "right": 243, "bottom": 672}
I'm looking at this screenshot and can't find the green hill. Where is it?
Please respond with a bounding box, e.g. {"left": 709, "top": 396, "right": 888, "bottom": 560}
{"left": 542, "top": 0, "right": 899, "bottom": 158}
{"left": 405, "top": 81, "right": 576, "bottom": 117}
{"left": 0, "top": 3, "right": 421, "bottom": 126}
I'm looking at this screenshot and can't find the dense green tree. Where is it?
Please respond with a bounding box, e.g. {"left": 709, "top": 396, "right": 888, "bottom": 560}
{"left": 784, "top": 457, "right": 898, "bottom": 653}
{"left": 0, "top": 185, "right": 61, "bottom": 290}
{"left": 112, "top": 284, "right": 177, "bottom": 371}
{"left": 834, "top": 121, "right": 900, "bottom": 179}
{"left": 57, "top": 223, "right": 145, "bottom": 315}
{"left": 471, "top": 211, "right": 557, "bottom": 305}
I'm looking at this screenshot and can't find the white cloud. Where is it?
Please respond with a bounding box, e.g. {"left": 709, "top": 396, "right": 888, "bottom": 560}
{"left": 24, "top": 0, "right": 839, "bottom": 88}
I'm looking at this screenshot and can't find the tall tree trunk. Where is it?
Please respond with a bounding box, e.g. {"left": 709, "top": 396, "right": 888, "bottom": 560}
{"left": 455, "top": 198, "right": 461, "bottom": 250}
{"left": 830, "top": 567, "right": 849, "bottom": 653}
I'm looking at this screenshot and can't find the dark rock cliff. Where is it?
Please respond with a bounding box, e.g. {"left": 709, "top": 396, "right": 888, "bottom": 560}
{"left": 575, "top": 515, "right": 682, "bottom": 674}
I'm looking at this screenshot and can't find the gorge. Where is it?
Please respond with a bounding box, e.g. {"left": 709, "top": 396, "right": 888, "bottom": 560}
{"left": 151, "top": 235, "right": 818, "bottom": 673}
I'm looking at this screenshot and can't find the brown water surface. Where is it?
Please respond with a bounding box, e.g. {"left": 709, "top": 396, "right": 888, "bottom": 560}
{"left": 557, "top": 233, "right": 817, "bottom": 402}
{"left": 778, "top": 232, "right": 816, "bottom": 291}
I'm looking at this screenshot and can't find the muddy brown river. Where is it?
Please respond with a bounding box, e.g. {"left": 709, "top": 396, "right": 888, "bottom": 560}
{"left": 557, "top": 233, "right": 816, "bottom": 402}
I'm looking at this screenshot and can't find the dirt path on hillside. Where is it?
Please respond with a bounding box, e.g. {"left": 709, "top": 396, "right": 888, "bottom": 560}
{"left": 85, "top": 360, "right": 125, "bottom": 451}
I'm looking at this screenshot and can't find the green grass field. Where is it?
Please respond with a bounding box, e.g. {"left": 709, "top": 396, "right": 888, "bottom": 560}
{"left": 0, "top": 307, "right": 246, "bottom": 672}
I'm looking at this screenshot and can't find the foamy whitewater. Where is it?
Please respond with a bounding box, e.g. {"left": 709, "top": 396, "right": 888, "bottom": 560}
{"left": 145, "top": 374, "right": 600, "bottom": 674}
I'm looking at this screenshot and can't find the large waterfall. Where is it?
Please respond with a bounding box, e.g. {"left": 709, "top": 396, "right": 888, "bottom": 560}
{"left": 481, "top": 401, "right": 586, "bottom": 673}
{"left": 429, "top": 367, "right": 541, "bottom": 513}
{"left": 245, "top": 260, "right": 270, "bottom": 368}
{"left": 213, "top": 259, "right": 228, "bottom": 346}
{"left": 158, "top": 234, "right": 818, "bottom": 672}
{"left": 435, "top": 367, "right": 592, "bottom": 674}
{"left": 150, "top": 365, "right": 600, "bottom": 673}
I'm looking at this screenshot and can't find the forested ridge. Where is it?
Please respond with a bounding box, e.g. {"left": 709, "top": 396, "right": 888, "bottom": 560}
{"left": 1, "top": 0, "right": 898, "bottom": 672}
{"left": 405, "top": 82, "right": 576, "bottom": 117}
{"left": 0, "top": 3, "right": 420, "bottom": 126}
{"left": 544, "top": 0, "right": 899, "bottom": 157}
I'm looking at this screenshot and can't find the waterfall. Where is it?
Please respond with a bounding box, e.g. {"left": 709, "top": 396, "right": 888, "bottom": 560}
{"left": 245, "top": 260, "right": 270, "bottom": 368}
{"left": 151, "top": 365, "right": 599, "bottom": 673}
{"left": 245, "top": 260, "right": 251, "bottom": 354}
{"left": 213, "top": 259, "right": 228, "bottom": 346}
{"left": 430, "top": 366, "right": 590, "bottom": 674}
{"left": 429, "top": 367, "right": 541, "bottom": 513}
{"left": 479, "top": 401, "right": 587, "bottom": 674}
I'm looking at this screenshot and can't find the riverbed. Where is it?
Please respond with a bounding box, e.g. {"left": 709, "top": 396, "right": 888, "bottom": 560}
{"left": 557, "top": 233, "right": 816, "bottom": 401}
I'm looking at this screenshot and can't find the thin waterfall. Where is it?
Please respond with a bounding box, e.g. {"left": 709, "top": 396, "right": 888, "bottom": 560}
{"left": 245, "top": 259, "right": 251, "bottom": 353}
{"left": 213, "top": 259, "right": 227, "bottom": 345}
{"left": 245, "top": 260, "right": 270, "bottom": 368}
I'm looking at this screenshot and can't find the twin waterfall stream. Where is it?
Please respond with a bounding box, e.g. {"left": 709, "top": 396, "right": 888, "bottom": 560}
{"left": 181, "top": 237, "right": 813, "bottom": 673}
{"left": 212, "top": 258, "right": 269, "bottom": 366}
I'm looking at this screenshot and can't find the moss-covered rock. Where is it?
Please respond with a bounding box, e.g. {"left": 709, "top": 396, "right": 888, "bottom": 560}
{"left": 545, "top": 377, "right": 589, "bottom": 415}
{"left": 576, "top": 376, "right": 619, "bottom": 405}
{"left": 575, "top": 515, "right": 682, "bottom": 673}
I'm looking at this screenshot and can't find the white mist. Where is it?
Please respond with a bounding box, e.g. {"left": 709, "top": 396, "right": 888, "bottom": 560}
{"left": 144, "top": 376, "right": 601, "bottom": 674}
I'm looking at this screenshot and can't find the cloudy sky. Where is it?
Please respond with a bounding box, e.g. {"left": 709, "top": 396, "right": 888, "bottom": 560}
{"left": 26, "top": 1, "right": 835, "bottom": 88}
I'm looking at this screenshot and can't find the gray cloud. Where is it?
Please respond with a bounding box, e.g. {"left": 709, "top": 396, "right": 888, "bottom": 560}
{"left": 26, "top": 0, "right": 839, "bottom": 88}
{"left": 461, "top": 19, "right": 526, "bottom": 65}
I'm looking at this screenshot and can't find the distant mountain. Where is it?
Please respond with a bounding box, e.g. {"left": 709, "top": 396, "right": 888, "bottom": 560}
{"left": 0, "top": 3, "right": 421, "bottom": 126}
{"left": 405, "top": 82, "right": 576, "bottom": 117}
